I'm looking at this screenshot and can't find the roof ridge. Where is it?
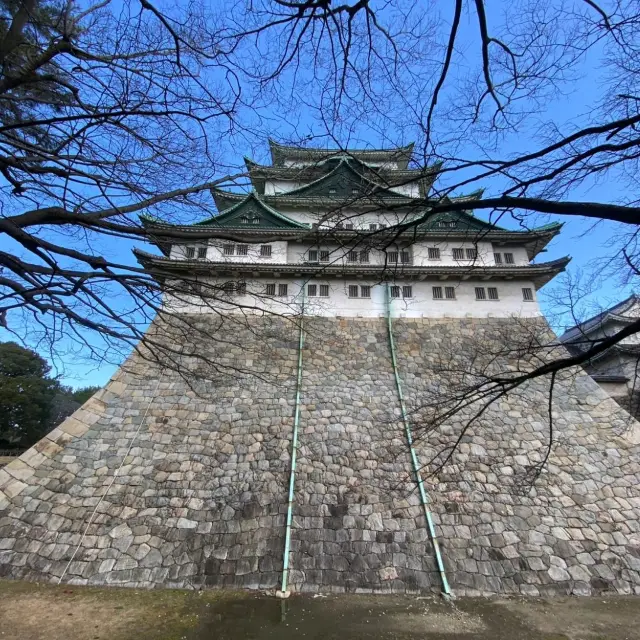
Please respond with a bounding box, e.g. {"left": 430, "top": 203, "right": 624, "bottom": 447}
{"left": 268, "top": 138, "right": 415, "bottom": 154}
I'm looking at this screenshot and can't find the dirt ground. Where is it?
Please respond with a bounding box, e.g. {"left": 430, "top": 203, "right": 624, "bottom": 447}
{"left": 0, "top": 579, "right": 638, "bottom": 640}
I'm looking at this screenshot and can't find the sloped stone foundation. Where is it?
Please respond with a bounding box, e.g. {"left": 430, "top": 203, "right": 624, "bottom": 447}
{"left": 0, "top": 316, "right": 639, "bottom": 596}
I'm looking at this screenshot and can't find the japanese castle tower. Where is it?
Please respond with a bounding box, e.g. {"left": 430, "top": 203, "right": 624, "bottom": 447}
{"left": 1, "top": 141, "right": 640, "bottom": 598}
{"left": 135, "top": 140, "right": 568, "bottom": 319}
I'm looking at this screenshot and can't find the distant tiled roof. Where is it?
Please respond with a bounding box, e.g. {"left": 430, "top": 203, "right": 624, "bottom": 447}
{"left": 559, "top": 294, "right": 640, "bottom": 343}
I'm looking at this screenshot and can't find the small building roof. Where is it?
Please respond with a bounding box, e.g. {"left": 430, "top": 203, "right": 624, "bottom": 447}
{"left": 559, "top": 294, "right": 640, "bottom": 344}
{"left": 244, "top": 155, "right": 441, "bottom": 196}
{"left": 268, "top": 139, "right": 416, "bottom": 169}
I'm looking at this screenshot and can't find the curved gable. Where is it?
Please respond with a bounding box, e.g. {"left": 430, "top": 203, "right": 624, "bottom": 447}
{"left": 281, "top": 160, "right": 410, "bottom": 200}
{"left": 198, "top": 194, "right": 309, "bottom": 229}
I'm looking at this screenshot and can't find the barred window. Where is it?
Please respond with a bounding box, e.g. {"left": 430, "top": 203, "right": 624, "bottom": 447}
{"left": 308, "top": 284, "right": 317, "bottom": 297}
{"left": 401, "top": 250, "right": 411, "bottom": 264}
{"left": 387, "top": 251, "right": 399, "bottom": 263}
{"left": 428, "top": 247, "right": 441, "bottom": 260}
{"left": 493, "top": 252, "right": 502, "bottom": 264}
{"left": 329, "top": 188, "right": 337, "bottom": 195}
{"left": 236, "top": 245, "right": 248, "bottom": 256}
{"left": 390, "top": 285, "right": 401, "bottom": 298}
{"left": 360, "top": 285, "right": 371, "bottom": 298}
{"left": 197, "top": 247, "right": 207, "bottom": 259}
{"left": 278, "top": 283, "right": 288, "bottom": 297}
{"left": 251, "top": 216, "right": 260, "bottom": 225}
{"left": 452, "top": 248, "right": 464, "bottom": 260}
{"left": 320, "top": 250, "right": 330, "bottom": 262}
{"left": 348, "top": 285, "right": 359, "bottom": 298}
{"left": 522, "top": 287, "right": 534, "bottom": 301}
{"left": 185, "top": 246, "right": 196, "bottom": 258}
{"left": 504, "top": 252, "right": 514, "bottom": 264}
{"left": 448, "top": 221, "right": 457, "bottom": 228}
{"left": 488, "top": 287, "right": 499, "bottom": 300}
{"left": 344, "top": 223, "right": 354, "bottom": 230}
{"left": 347, "top": 251, "right": 359, "bottom": 262}
{"left": 308, "top": 249, "right": 318, "bottom": 262}
{"left": 402, "top": 285, "right": 413, "bottom": 299}
{"left": 319, "top": 284, "right": 330, "bottom": 297}
{"left": 432, "top": 286, "right": 443, "bottom": 299}
{"left": 369, "top": 223, "right": 377, "bottom": 231}
{"left": 445, "top": 286, "right": 456, "bottom": 300}
{"left": 222, "top": 281, "right": 234, "bottom": 295}
{"left": 475, "top": 287, "right": 486, "bottom": 300}
{"left": 360, "top": 250, "right": 370, "bottom": 263}
{"left": 466, "top": 248, "right": 477, "bottom": 260}
{"left": 223, "top": 244, "right": 234, "bottom": 256}
{"left": 265, "top": 283, "right": 276, "bottom": 296}
{"left": 236, "top": 282, "right": 247, "bottom": 296}
{"left": 240, "top": 216, "right": 250, "bottom": 224}
{"left": 260, "top": 245, "right": 272, "bottom": 257}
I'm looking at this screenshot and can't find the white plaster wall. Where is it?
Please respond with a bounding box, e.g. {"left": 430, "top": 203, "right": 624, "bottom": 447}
{"left": 597, "top": 380, "right": 630, "bottom": 399}
{"left": 278, "top": 210, "right": 317, "bottom": 225}
{"left": 387, "top": 183, "right": 420, "bottom": 197}
{"left": 264, "top": 180, "right": 306, "bottom": 195}
{"left": 493, "top": 244, "right": 530, "bottom": 266}
{"left": 164, "top": 277, "right": 541, "bottom": 318}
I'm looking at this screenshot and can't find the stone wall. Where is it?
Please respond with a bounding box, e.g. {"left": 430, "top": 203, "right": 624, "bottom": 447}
{"left": 0, "top": 316, "right": 639, "bottom": 596}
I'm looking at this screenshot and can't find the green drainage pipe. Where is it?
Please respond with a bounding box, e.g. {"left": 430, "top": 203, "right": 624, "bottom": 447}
{"left": 385, "top": 284, "right": 451, "bottom": 597}
{"left": 278, "top": 294, "right": 305, "bottom": 598}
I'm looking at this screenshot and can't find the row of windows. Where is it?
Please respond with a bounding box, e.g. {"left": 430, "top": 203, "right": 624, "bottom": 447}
{"left": 452, "top": 247, "right": 477, "bottom": 260}
{"left": 475, "top": 286, "right": 499, "bottom": 301}
{"left": 307, "top": 247, "right": 512, "bottom": 264}
{"left": 330, "top": 220, "right": 460, "bottom": 230}
{"left": 196, "top": 282, "right": 535, "bottom": 302}
{"left": 186, "top": 244, "right": 517, "bottom": 266}
{"left": 265, "top": 283, "right": 288, "bottom": 296}
{"left": 333, "top": 222, "right": 388, "bottom": 230}
{"left": 346, "top": 285, "right": 413, "bottom": 298}
{"left": 306, "top": 249, "right": 411, "bottom": 264}
{"left": 223, "top": 243, "right": 272, "bottom": 257}
{"left": 185, "top": 246, "right": 207, "bottom": 259}
{"left": 494, "top": 251, "right": 515, "bottom": 264}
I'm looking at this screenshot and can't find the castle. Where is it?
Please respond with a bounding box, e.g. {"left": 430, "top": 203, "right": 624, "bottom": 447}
{"left": 135, "top": 140, "right": 567, "bottom": 320}
{"left": 0, "top": 141, "right": 639, "bottom": 597}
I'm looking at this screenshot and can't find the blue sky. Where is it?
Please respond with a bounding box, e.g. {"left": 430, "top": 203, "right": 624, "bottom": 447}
{"left": 1, "top": 0, "right": 635, "bottom": 388}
